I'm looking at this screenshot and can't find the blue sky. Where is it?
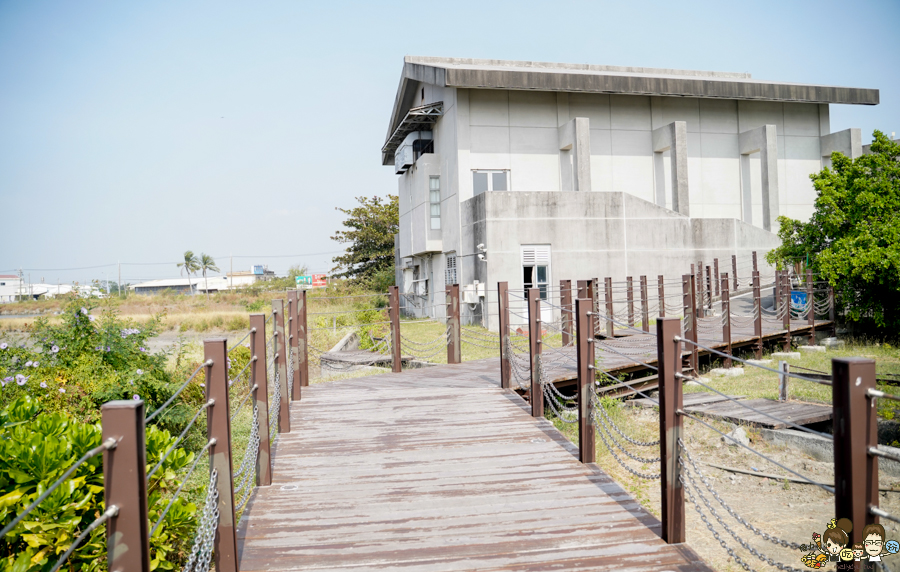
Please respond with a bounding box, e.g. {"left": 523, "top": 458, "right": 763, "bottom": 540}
{"left": 1, "top": 0, "right": 898, "bottom": 286}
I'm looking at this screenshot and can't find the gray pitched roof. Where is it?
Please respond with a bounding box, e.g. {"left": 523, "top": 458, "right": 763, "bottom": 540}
{"left": 383, "top": 56, "right": 879, "bottom": 163}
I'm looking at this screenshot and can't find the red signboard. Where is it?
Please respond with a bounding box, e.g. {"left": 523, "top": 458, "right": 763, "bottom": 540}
{"left": 312, "top": 274, "right": 327, "bottom": 288}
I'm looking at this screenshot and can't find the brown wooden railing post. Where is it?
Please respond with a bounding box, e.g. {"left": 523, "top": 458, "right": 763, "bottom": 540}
{"left": 250, "top": 314, "right": 271, "bottom": 486}
{"left": 297, "top": 289, "right": 309, "bottom": 389}
{"left": 498, "top": 282, "right": 510, "bottom": 389}
{"left": 604, "top": 277, "right": 614, "bottom": 338}
{"left": 389, "top": 286, "right": 402, "bottom": 373}
{"left": 102, "top": 400, "right": 150, "bottom": 572}
{"left": 688, "top": 274, "right": 699, "bottom": 372}
{"left": 272, "top": 300, "right": 291, "bottom": 433}
{"left": 681, "top": 275, "right": 692, "bottom": 371}
{"left": 560, "top": 279, "right": 573, "bottom": 346}
{"left": 528, "top": 287, "right": 543, "bottom": 418}
{"left": 753, "top": 271, "right": 762, "bottom": 359}
{"left": 287, "top": 291, "right": 301, "bottom": 400}
{"left": 626, "top": 276, "right": 635, "bottom": 328}
{"left": 773, "top": 270, "right": 781, "bottom": 312}
{"left": 705, "top": 265, "right": 713, "bottom": 314}
{"left": 752, "top": 250, "right": 758, "bottom": 273}
{"left": 833, "top": 357, "right": 878, "bottom": 541}
{"left": 657, "top": 275, "right": 666, "bottom": 318}
{"left": 782, "top": 273, "right": 792, "bottom": 352}
{"left": 807, "top": 268, "right": 815, "bottom": 345}
{"left": 657, "top": 317, "right": 684, "bottom": 544}
{"left": 640, "top": 276, "right": 649, "bottom": 333}
{"left": 695, "top": 262, "right": 704, "bottom": 318}
{"left": 829, "top": 284, "right": 837, "bottom": 338}
{"left": 576, "top": 297, "right": 595, "bottom": 464}
{"left": 732, "top": 254, "right": 738, "bottom": 291}
{"left": 447, "top": 284, "right": 461, "bottom": 364}
{"left": 713, "top": 258, "right": 720, "bottom": 297}
{"left": 204, "top": 338, "right": 239, "bottom": 572}
{"left": 721, "top": 275, "right": 732, "bottom": 368}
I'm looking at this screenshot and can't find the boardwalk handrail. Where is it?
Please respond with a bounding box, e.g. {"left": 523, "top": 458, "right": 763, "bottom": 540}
{"left": 10, "top": 297, "right": 310, "bottom": 572}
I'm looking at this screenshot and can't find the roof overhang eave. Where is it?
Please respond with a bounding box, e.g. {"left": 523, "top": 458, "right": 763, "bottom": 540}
{"left": 381, "top": 101, "right": 444, "bottom": 165}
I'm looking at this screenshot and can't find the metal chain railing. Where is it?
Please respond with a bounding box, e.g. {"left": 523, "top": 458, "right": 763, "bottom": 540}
{"left": 590, "top": 394, "right": 660, "bottom": 480}
{"left": 679, "top": 449, "right": 805, "bottom": 572}
{"left": 181, "top": 469, "right": 220, "bottom": 572}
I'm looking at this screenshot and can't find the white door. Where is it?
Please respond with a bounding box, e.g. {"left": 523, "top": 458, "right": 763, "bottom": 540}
{"left": 521, "top": 245, "right": 553, "bottom": 325}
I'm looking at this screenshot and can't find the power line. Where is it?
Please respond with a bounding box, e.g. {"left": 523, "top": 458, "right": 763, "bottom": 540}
{"left": 3, "top": 251, "right": 344, "bottom": 273}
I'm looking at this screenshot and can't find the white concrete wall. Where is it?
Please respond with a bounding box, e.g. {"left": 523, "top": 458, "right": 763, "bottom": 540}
{"left": 0, "top": 278, "right": 22, "bottom": 303}
{"left": 456, "top": 88, "right": 829, "bottom": 227}
{"left": 462, "top": 191, "right": 779, "bottom": 330}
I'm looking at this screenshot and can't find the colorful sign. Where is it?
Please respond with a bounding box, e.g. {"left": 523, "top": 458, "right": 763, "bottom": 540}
{"left": 252, "top": 265, "right": 265, "bottom": 275}
{"left": 296, "top": 275, "right": 327, "bottom": 288}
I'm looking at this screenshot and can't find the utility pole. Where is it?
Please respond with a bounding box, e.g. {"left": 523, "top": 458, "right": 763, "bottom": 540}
{"left": 230, "top": 254, "right": 233, "bottom": 290}
{"left": 118, "top": 261, "right": 122, "bottom": 298}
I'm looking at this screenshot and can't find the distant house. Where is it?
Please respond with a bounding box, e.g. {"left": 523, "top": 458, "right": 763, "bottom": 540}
{"left": 0, "top": 275, "right": 22, "bottom": 303}
{"left": 131, "top": 267, "right": 278, "bottom": 296}
{"left": 131, "top": 278, "right": 199, "bottom": 296}
{"left": 226, "top": 267, "right": 276, "bottom": 288}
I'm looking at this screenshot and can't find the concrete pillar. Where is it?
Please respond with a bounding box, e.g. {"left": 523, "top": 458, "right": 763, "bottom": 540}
{"left": 739, "top": 125, "right": 780, "bottom": 232}
{"left": 820, "top": 128, "right": 862, "bottom": 167}
{"left": 558, "top": 117, "right": 592, "bottom": 192}
{"left": 651, "top": 121, "right": 689, "bottom": 217}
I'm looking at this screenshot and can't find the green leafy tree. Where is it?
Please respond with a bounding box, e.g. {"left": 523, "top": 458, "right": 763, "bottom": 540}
{"left": 331, "top": 195, "right": 398, "bottom": 286}
{"left": 176, "top": 251, "right": 200, "bottom": 296}
{"left": 198, "top": 253, "right": 219, "bottom": 302}
{"left": 767, "top": 131, "right": 900, "bottom": 332}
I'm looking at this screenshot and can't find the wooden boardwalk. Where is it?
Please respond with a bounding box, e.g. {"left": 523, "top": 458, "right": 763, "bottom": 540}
{"left": 541, "top": 316, "right": 834, "bottom": 386}
{"left": 237, "top": 360, "right": 712, "bottom": 571}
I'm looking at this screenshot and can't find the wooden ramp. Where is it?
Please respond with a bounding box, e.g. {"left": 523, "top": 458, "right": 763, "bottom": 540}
{"left": 684, "top": 397, "right": 832, "bottom": 429}
{"left": 237, "top": 361, "right": 712, "bottom": 571}
{"left": 319, "top": 349, "right": 411, "bottom": 367}
{"left": 628, "top": 392, "right": 832, "bottom": 429}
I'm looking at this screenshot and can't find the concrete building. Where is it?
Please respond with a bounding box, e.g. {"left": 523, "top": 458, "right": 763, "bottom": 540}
{"left": 0, "top": 275, "right": 22, "bottom": 303}
{"left": 383, "top": 56, "right": 878, "bottom": 328}
{"left": 131, "top": 278, "right": 199, "bottom": 296}
{"left": 131, "top": 267, "right": 277, "bottom": 296}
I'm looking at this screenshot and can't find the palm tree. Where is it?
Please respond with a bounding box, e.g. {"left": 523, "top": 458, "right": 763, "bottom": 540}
{"left": 199, "top": 253, "right": 220, "bottom": 302}
{"left": 177, "top": 251, "right": 200, "bottom": 296}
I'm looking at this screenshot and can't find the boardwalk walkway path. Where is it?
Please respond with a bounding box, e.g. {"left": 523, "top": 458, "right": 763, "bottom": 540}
{"left": 237, "top": 360, "right": 712, "bottom": 571}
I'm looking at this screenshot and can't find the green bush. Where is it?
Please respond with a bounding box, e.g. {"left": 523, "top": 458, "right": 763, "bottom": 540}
{"left": 1, "top": 300, "right": 205, "bottom": 452}
{"left": 0, "top": 396, "right": 196, "bottom": 571}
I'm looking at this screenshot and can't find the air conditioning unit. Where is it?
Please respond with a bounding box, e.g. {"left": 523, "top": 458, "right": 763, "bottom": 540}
{"left": 395, "top": 144, "right": 414, "bottom": 174}
{"left": 394, "top": 131, "right": 433, "bottom": 174}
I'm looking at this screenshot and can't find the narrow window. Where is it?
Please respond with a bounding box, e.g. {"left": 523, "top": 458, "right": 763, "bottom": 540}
{"left": 429, "top": 176, "right": 441, "bottom": 230}
{"left": 445, "top": 253, "right": 457, "bottom": 286}
{"left": 472, "top": 170, "right": 509, "bottom": 196}
{"left": 522, "top": 246, "right": 551, "bottom": 300}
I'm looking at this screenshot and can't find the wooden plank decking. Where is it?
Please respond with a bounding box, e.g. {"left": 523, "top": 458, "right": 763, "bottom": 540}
{"left": 540, "top": 317, "right": 834, "bottom": 385}
{"left": 237, "top": 361, "right": 712, "bottom": 571}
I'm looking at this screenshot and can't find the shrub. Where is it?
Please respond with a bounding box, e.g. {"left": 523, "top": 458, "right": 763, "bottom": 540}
{"left": 1, "top": 300, "right": 205, "bottom": 447}
{"left": 0, "top": 396, "right": 196, "bottom": 571}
